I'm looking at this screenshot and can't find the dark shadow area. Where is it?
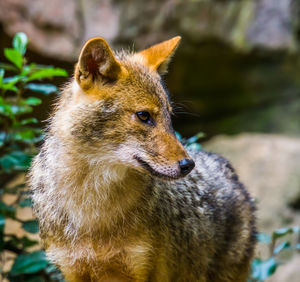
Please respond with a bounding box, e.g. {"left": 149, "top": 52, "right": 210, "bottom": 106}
{"left": 1, "top": 25, "right": 300, "bottom": 139}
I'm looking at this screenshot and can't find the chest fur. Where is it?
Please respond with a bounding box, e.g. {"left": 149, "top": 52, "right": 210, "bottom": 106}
{"left": 46, "top": 234, "right": 158, "bottom": 281}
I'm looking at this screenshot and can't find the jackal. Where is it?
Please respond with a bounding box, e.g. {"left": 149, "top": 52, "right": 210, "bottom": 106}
{"left": 29, "top": 36, "right": 256, "bottom": 281}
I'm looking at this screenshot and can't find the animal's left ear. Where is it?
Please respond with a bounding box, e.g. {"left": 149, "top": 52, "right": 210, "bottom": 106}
{"left": 75, "top": 37, "right": 122, "bottom": 90}
{"left": 138, "top": 36, "right": 181, "bottom": 74}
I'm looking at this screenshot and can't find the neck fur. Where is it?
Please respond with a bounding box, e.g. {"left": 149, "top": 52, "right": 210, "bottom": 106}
{"left": 35, "top": 138, "right": 155, "bottom": 241}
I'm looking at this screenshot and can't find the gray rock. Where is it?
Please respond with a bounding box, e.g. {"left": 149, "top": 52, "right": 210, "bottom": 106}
{"left": 0, "top": 0, "right": 298, "bottom": 60}
{"left": 204, "top": 133, "right": 300, "bottom": 282}
{"left": 247, "top": 0, "right": 296, "bottom": 50}
{"left": 204, "top": 133, "right": 300, "bottom": 232}
{"left": 1, "top": 1, "right": 299, "bottom": 136}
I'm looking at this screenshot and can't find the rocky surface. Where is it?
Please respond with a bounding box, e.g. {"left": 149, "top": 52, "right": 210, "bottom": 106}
{"left": 0, "top": 0, "right": 298, "bottom": 60}
{"left": 204, "top": 133, "right": 300, "bottom": 282}
{"left": 0, "top": 0, "right": 299, "bottom": 137}
{"left": 204, "top": 133, "right": 300, "bottom": 232}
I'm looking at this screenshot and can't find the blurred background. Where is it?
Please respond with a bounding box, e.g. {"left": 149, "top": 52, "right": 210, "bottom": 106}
{"left": 0, "top": 0, "right": 299, "bottom": 281}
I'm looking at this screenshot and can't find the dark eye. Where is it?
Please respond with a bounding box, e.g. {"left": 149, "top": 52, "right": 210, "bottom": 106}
{"left": 136, "top": 111, "right": 153, "bottom": 125}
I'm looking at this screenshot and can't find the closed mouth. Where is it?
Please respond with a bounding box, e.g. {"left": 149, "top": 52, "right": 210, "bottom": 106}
{"left": 134, "top": 156, "right": 180, "bottom": 180}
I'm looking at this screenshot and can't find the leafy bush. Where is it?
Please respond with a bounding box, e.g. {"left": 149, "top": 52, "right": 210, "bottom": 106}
{"left": 175, "top": 131, "right": 204, "bottom": 151}
{"left": 250, "top": 227, "right": 300, "bottom": 281}
{"left": 0, "top": 32, "right": 67, "bottom": 281}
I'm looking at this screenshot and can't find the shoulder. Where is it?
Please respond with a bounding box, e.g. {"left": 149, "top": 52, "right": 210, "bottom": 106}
{"left": 178, "top": 149, "right": 256, "bottom": 213}
{"left": 190, "top": 149, "right": 239, "bottom": 184}
{"left": 156, "top": 149, "right": 256, "bottom": 256}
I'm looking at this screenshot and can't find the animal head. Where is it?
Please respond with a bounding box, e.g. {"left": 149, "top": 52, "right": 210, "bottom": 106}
{"left": 55, "top": 36, "right": 194, "bottom": 180}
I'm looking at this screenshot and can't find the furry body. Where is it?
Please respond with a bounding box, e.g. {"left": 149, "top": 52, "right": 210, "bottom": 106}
{"left": 29, "top": 37, "right": 256, "bottom": 281}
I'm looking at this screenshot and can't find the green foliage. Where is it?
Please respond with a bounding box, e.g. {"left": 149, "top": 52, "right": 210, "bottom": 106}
{"left": 249, "top": 226, "right": 300, "bottom": 281}
{"left": 176, "top": 131, "right": 204, "bottom": 150}
{"left": 0, "top": 32, "right": 66, "bottom": 281}
{"left": 12, "top": 32, "right": 28, "bottom": 56}
{"left": 10, "top": 251, "right": 48, "bottom": 275}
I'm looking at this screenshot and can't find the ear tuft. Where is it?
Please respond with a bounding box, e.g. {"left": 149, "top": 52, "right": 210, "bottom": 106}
{"left": 139, "top": 36, "right": 181, "bottom": 74}
{"left": 76, "top": 37, "right": 121, "bottom": 87}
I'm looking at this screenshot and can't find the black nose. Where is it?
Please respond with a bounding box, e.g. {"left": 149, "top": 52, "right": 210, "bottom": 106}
{"left": 178, "top": 159, "right": 195, "bottom": 176}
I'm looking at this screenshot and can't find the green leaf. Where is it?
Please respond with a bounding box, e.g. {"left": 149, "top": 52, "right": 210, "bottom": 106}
{"left": 0, "top": 132, "right": 5, "bottom": 147}
{"left": 1, "top": 75, "right": 22, "bottom": 92}
{"left": 186, "top": 143, "right": 202, "bottom": 151}
{"left": 20, "top": 118, "right": 38, "bottom": 125}
{"left": 19, "top": 198, "right": 33, "bottom": 208}
{"left": 4, "top": 183, "right": 26, "bottom": 194}
{"left": 272, "top": 227, "right": 298, "bottom": 240}
{"left": 0, "top": 62, "right": 19, "bottom": 72}
{"left": 251, "top": 257, "right": 278, "bottom": 281}
{"left": 4, "top": 48, "right": 23, "bottom": 69}
{"left": 27, "top": 68, "right": 68, "bottom": 81}
{"left": 0, "top": 214, "right": 5, "bottom": 232}
{"left": 0, "top": 201, "right": 16, "bottom": 217}
{"left": 0, "top": 104, "right": 13, "bottom": 117}
{"left": 6, "top": 235, "right": 38, "bottom": 249}
{"left": 13, "top": 32, "right": 28, "bottom": 56}
{"left": 186, "top": 132, "right": 205, "bottom": 144}
{"left": 12, "top": 128, "right": 44, "bottom": 144}
{"left": 21, "top": 236, "right": 39, "bottom": 248}
{"left": 12, "top": 105, "right": 33, "bottom": 115}
{"left": 0, "top": 104, "right": 25, "bottom": 117}
{"left": 21, "top": 64, "right": 33, "bottom": 76}
{"left": 24, "top": 97, "right": 42, "bottom": 106}
{"left": 0, "top": 151, "right": 32, "bottom": 172}
{"left": 10, "top": 250, "right": 48, "bottom": 275}
{"left": 2, "top": 75, "right": 22, "bottom": 84}
{"left": 13, "top": 129, "right": 36, "bottom": 143}
{"left": 25, "top": 83, "right": 58, "bottom": 95}
{"left": 1, "top": 75, "right": 23, "bottom": 92}
{"left": 0, "top": 83, "right": 18, "bottom": 92}
{"left": 175, "top": 131, "right": 182, "bottom": 141}
{"left": 0, "top": 69, "right": 4, "bottom": 85}
{"left": 22, "top": 220, "right": 39, "bottom": 233}
{"left": 0, "top": 104, "right": 33, "bottom": 117}
{"left": 274, "top": 241, "right": 290, "bottom": 254}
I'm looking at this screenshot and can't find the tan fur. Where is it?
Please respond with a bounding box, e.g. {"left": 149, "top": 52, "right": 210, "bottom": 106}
{"left": 137, "top": 36, "right": 181, "bottom": 74}
{"left": 29, "top": 37, "right": 256, "bottom": 281}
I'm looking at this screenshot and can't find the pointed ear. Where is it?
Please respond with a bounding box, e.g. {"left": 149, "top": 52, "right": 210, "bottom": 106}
{"left": 75, "top": 37, "right": 122, "bottom": 89}
{"left": 138, "top": 36, "right": 181, "bottom": 74}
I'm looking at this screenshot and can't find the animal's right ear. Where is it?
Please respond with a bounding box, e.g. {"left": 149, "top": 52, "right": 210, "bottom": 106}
{"left": 75, "top": 37, "right": 122, "bottom": 89}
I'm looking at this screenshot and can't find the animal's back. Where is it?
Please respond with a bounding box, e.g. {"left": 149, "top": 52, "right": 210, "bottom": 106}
{"left": 152, "top": 150, "right": 256, "bottom": 281}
